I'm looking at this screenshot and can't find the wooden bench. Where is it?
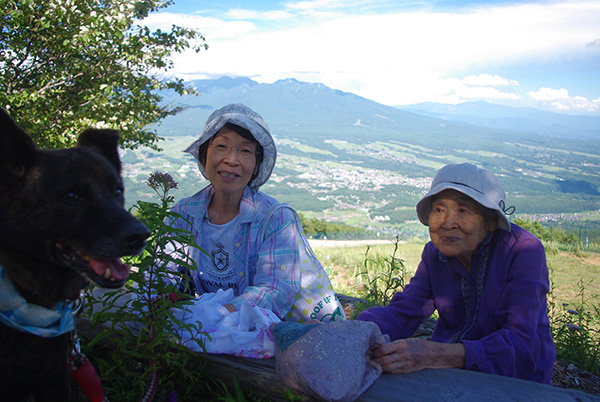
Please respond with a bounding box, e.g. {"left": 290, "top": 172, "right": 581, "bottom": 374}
{"left": 202, "top": 352, "right": 600, "bottom": 402}
{"left": 77, "top": 317, "right": 600, "bottom": 402}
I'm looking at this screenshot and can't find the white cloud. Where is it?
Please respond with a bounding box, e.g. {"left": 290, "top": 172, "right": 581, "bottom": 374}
{"left": 528, "top": 87, "right": 571, "bottom": 101}
{"left": 586, "top": 38, "right": 600, "bottom": 48}
{"left": 285, "top": 0, "right": 356, "bottom": 11}
{"left": 226, "top": 9, "right": 293, "bottom": 20}
{"left": 148, "top": 0, "right": 600, "bottom": 109}
{"left": 463, "top": 74, "right": 519, "bottom": 87}
{"left": 142, "top": 13, "right": 256, "bottom": 40}
{"left": 350, "top": 74, "right": 521, "bottom": 106}
{"left": 460, "top": 86, "right": 522, "bottom": 102}
{"left": 528, "top": 88, "right": 600, "bottom": 112}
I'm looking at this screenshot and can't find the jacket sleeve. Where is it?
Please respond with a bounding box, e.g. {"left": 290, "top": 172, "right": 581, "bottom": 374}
{"left": 357, "top": 246, "right": 436, "bottom": 340}
{"left": 462, "top": 234, "right": 552, "bottom": 381}
{"left": 230, "top": 207, "right": 301, "bottom": 318}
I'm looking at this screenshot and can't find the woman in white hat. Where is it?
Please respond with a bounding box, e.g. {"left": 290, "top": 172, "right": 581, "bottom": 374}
{"left": 168, "top": 104, "right": 344, "bottom": 323}
{"left": 358, "top": 163, "right": 555, "bottom": 383}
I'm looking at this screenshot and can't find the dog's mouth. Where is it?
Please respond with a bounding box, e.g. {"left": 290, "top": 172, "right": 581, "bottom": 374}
{"left": 54, "top": 242, "right": 131, "bottom": 287}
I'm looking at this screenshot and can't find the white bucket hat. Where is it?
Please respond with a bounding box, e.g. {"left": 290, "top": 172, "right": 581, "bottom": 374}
{"left": 416, "top": 163, "right": 512, "bottom": 231}
{"left": 184, "top": 104, "right": 277, "bottom": 189}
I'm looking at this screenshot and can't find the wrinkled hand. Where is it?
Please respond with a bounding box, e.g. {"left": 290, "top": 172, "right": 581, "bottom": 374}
{"left": 370, "top": 338, "right": 465, "bottom": 374}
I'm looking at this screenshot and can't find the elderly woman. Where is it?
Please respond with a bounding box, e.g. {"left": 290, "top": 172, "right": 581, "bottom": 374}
{"left": 168, "top": 103, "right": 344, "bottom": 323}
{"left": 357, "top": 163, "right": 555, "bottom": 383}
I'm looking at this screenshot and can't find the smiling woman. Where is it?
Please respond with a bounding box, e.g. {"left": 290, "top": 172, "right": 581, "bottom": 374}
{"left": 358, "top": 163, "right": 556, "bottom": 384}
{"left": 162, "top": 104, "right": 344, "bottom": 331}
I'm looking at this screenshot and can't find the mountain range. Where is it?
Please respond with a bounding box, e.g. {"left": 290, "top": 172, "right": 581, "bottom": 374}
{"left": 399, "top": 101, "right": 600, "bottom": 140}
{"left": 121, "top": 76, "right": 600, "bottom": 238}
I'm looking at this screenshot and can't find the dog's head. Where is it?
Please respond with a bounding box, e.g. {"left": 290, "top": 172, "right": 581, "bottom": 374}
{"left": 0, "top": 108, "right": 150, "bottom": 302}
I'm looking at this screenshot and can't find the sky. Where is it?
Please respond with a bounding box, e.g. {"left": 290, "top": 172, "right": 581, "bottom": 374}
{"left": 144, "top": 0, "right": 600, "bottom": 114}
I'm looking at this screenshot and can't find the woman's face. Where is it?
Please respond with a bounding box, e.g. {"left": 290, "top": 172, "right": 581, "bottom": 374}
{"left": 204, "top": 126, "right": 257, "bottom": 199}
{"left": 428, "top": 189, "right": 497, "bottom": 267}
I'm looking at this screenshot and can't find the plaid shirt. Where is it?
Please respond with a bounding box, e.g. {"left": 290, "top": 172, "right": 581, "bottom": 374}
{"left": 169, "top": 185, "right": 339, "bottom": 321}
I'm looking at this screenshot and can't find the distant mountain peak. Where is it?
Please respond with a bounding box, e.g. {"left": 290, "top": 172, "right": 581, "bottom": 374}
{"left": 274, "top": 78, "right": 302, "bottom": 85}
{"left": 189, "top": 76, "right": 258, "bottom": 91}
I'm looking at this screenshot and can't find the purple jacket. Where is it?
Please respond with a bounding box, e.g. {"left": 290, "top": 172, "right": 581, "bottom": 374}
{"left": 357, "top": 223, "right": 555, "bottom": 383}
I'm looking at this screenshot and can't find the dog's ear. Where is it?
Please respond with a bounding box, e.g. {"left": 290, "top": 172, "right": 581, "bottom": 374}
{"left": 77, "top": 129, "right": 122, "bottom": 173}
{"left": 0, "top": 108, "right": 38, "bottom": 181}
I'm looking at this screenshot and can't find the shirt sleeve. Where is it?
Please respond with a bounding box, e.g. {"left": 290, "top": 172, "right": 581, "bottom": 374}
{"left": 230, "top": 207, "right": 301, "bottom": 318}
{"left": 462, "top": 234, "right": 551, "bottom": 380}
{"left": 357, "top": 247, "right": 436, "bottom": 340}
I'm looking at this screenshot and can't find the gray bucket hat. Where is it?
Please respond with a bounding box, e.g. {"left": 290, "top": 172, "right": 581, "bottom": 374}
{"left": 184, "top": 103, "right": 277, "bottom": 189}
{"left": 416, "top": 163, "right": 511, "bottom": 231}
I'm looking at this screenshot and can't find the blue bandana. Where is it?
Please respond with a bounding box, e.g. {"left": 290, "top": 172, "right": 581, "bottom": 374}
{"left": 0, "top": 265, "right": 75, "bottom": 337}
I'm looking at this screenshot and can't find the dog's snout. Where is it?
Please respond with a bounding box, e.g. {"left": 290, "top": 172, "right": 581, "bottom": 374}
{"left": 122, "top": 221, "right": 151, "bottom": 254}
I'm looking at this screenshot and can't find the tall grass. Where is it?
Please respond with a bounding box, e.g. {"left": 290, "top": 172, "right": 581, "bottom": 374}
{"left": 351, "top": 237, "right": 407, "bottom": 314}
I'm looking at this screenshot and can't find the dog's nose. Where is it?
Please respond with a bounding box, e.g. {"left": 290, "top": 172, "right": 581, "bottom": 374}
{"left": 122, "top": 221, "right": 151, "bottom": 253}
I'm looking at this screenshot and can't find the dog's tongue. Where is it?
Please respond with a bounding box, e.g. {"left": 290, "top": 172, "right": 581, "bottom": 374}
{"left": 89, "top": 258, "right": 131, "bottom": 281}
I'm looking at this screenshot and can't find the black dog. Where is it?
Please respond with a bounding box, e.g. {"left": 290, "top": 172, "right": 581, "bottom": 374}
{"left": 0, "top": 108, "right": 150, "bottom": 401}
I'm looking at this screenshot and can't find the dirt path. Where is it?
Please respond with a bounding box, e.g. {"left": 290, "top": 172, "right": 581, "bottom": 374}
{"left": 308, "top": 239, "right": 395, "bottom": 248}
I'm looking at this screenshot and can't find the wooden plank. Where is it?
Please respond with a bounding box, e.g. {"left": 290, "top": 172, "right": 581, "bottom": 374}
{"left": 358, "top": 368, "right": 600, "bottom": 402}
{"left": 77, "top": 318, "right": 600, "bottom": 402}
{"left": 202, "top": 354, "right": 600, "bottom": 402}
{"left": 202, "top": 354, "right": 310, "bottom": 402}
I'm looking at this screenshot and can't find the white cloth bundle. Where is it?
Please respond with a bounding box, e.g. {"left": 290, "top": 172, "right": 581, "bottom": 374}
{"left": 173, "top": 288, "right": 281, "bottom": 359}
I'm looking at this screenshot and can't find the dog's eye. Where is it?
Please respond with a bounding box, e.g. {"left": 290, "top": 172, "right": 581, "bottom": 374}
{"left": 62, "top": 192, "right": 80, "bottom": 204}
{"left": 114, "top": 188, "right": 124, "bottom": 198}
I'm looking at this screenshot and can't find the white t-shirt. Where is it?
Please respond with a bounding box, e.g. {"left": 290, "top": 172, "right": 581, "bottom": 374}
{"left": 197, "top": 214, "right": 242, "bottom": 294}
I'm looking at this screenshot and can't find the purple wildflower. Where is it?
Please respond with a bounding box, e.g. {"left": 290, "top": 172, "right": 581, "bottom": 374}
{"left": 146, "top": 171, "right": 178, "bottom": 202}
{"left": 147, "top": 171, "right": 178, "bottom": 192}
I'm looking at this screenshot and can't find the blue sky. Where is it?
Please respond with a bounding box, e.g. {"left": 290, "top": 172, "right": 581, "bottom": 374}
{"left": 144, "top": 0, "right": 600, "bottom": 114}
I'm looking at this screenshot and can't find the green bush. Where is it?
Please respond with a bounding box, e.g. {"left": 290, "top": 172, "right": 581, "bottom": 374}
{"left": 515, "top": 218, "right": 580, "bottom": 245}
{"left": 551, "top": 279, "right": 600, "bottom": 376}
{"left": 82, "top": 172, "right": 210, "bottom": 401}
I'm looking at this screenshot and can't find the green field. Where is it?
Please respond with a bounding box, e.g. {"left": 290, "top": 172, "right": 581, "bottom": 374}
{"left": 313, "top": 241, "right": 600, "bottom": 306}
{"left": 122, "top": 132, "right": 600, "bottom": 244}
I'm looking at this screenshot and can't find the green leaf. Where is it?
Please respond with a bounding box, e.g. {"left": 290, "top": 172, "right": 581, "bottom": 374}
{"left": 0, "top": 0, "right": 206, "bottom": 150}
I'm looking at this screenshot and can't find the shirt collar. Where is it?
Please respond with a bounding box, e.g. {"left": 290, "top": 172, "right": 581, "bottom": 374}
{"left": 203, "top": 185, "right": 258, "bottom": 225}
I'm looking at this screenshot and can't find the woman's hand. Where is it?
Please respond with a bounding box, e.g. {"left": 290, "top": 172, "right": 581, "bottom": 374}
{"left": 371, "top": 338, "right": 465, "bottom": 374}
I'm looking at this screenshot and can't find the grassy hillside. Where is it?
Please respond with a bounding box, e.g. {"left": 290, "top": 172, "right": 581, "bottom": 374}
{"left": 313, "top": 241, "right": 600, "bottom": 307}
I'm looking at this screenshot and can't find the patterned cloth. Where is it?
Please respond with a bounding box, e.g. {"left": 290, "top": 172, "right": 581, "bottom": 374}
{"left": 0, "top": 265, "right": 74, "bottom": 337}
{"left": 167, "top": 185, "right": 345, "bottom": 323}
{"left": 272, "top": 320, "right": 385, "bottom": 401}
